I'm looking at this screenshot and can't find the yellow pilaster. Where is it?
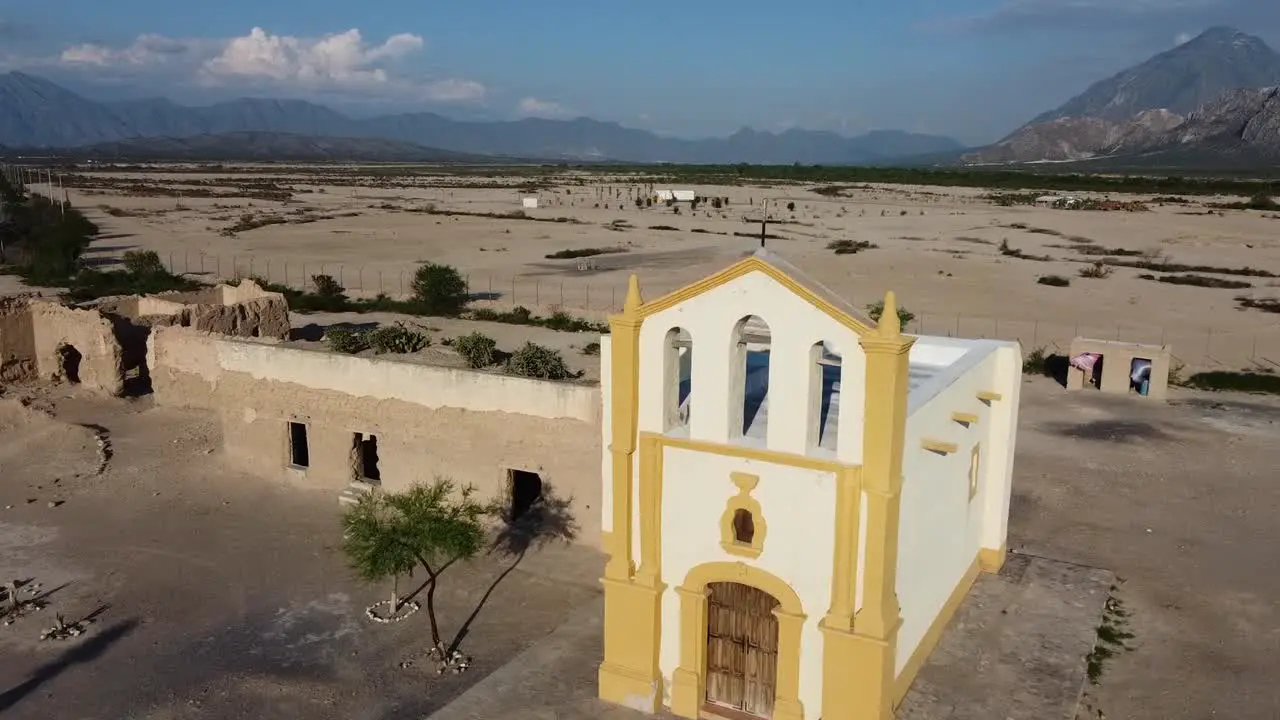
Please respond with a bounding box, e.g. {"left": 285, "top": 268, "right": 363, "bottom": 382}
{"left": 599, "top": 275, "right": 665, "bottom": 712}
{"left": 823, "top": 291, "right": 915, "bottom": 720}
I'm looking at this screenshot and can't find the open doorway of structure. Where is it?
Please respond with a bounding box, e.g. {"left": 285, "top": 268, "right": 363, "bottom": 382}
{"left": 351, "top": 432, "right": 381, "bottom": 483}
{"left": 288, "top": 422, "right": 310, "bottom": 469}
{"left": 506, "top": 469, "right": 543, "bottom": 522}
{"left": 57, "top": 344, "right": 82, "bottom": 384}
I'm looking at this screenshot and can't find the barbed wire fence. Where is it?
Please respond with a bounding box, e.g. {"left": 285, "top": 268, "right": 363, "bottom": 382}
{"left": 159, "top": 251, "right": 1280, "bottom": 374}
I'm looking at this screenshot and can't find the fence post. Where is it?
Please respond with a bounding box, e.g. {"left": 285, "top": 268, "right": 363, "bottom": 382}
{"left": 612, "top": 286, "right": 617, "bottom": 310}
{"left": 379, "top": 270, "right": 384, "bottom": 295}
{"left": 954, "top": 314, "right": 960, "bottom": 337}
{"left": 184, "top": 251, "right": 189, "bottom": 274}
{"left": 399, "top": 271, "right": 404, "bottom": 296}
{"left": 586, "top": 282, "right": 591, "bottom": 310}
{"left": 339, "top": 265, "right": 344, "bottom": 288}
{"left": 168, "top": 252, "right": 174, "bottom": 273}
{"left": 217, "top": 256, "right": 221, "bottom": 276}
{"left": 302, "top": 263, "right": 306, "bottom": 287}
{"left": 512, "top": 276, "right": 517, "bottom": 304}
{"left": 560, "top": 281, "right": 564, "bottom": 307}
{"left": 536, "top": 280, "right": 540, "bottom": 306}
{"left": 358, "top": 266, "right": 363, "bottom": 292}
{"left": 1032, "top": 320, "right": 1038, "bottom": 347}
{"left": 249, "top": 257, "right": 254, "bottom": 278}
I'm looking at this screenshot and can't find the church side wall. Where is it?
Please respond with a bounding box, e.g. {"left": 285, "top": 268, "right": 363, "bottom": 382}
{"left": 893, "top": 344, "right": 1021, "bottom": 679}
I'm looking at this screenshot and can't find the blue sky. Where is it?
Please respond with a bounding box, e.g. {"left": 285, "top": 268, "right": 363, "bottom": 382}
{"left": 2, "top": 0, "right": 1277, "bottom": 144}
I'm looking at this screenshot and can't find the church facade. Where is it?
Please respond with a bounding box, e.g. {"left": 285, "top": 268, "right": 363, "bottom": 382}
{"left": 595, "top": 250, "right": 1022, "bottom": 720}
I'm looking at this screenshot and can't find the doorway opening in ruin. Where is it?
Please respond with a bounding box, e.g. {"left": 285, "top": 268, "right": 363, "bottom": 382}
{"left": 288, "top": 422, "right": 310, "bottom": 469}
{"left": 507, "top": 469, "right": 543, "bottom": 522}
{"left": 58, "top": 344, "right": 82, "bottom": 384}
{"left": 352, "top": 433, "right": 381, "bottom": 483}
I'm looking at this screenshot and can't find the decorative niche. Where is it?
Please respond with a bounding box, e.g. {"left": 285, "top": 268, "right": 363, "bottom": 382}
{"left": 720, "top": 472, "right": 768, "bottom": 558}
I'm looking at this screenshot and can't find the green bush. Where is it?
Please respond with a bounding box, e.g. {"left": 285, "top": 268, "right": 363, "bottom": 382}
{"left": 411, "top": 263, "right": 469, "bottom": 316}
{"left": 865, "top": 301, "right": 915, "bottom": 327}
{"left": 827, "top": 239, "right": 876, "bottom": 255}
{"left": 326, "top": 327, "right": 369, "bottom": 354}
{"left": 453, "top": 332, "right": 498, "bottom": 368}
{"left": 312, "top": 274, "right": 346, "bottom": 298}
{"left": 123, "top": 250, "right": 167, "bottom": 277}
{"left": 505, "top": 342, "right": 573, "bottom": 380}
{"left": 366, "top": 322, "right": 430, "bottom": 354}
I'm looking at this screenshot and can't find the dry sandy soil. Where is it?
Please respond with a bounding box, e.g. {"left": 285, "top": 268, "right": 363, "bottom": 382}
{"left": 0, "top": 386, "right": 602, "bottom": 720}
{"left": 8, "top": 167, "right": 1280, "bottom": 372}
{"left": 0, "top": 374, "right": 1277, "bottom": 719}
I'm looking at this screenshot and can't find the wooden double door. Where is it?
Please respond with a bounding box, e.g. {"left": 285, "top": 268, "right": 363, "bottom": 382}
{"left": 704, "top": 582, "right": 780, "bottom": 719}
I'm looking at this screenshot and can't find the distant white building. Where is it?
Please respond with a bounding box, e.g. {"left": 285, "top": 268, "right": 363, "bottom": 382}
{"left": 655, "top": 189, "right": 697, "bottom": 202}
{"left": 521, "top": 197, "right": 539, "bottom": 209}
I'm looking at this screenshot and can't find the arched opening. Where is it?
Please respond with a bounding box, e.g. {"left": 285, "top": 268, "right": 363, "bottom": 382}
{"left": 731, "top": 508, "right": 755, "bottom": 544}
{"left": 731, "top": 315, "right": 770, "bottom": 440}
{"left": 706, "top": 582, "right": 780, "bottom": 718}
{"left": 58, "top": 344, "right": 82, "bottom": 384}
{"left": 664, "top": 327, "right": 693, "bottom": 431}
{"left": 808, "top": 342, "right": 841, "bottom": 450}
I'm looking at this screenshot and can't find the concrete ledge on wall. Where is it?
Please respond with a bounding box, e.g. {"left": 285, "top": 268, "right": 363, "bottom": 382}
{"left": 976, "top": 390, "right": 1003, "bottom": 404}
{"left": 951, "top": 411, "right": 979, "bottom": 427}
{"left": 920, "top": 438, "right": 959, "bottom": 456}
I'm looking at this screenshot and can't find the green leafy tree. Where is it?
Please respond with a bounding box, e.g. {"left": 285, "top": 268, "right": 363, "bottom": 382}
{"left": 342, "top": 479, "right": 487, "bottom": 662}
{"left": 412, "top": 263, "right": 469, "bottom": 316}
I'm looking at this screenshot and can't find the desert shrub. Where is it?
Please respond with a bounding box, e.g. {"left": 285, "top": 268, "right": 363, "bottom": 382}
{"left": 1078, "top": 262, "right": 1113, "bottom": 279}
{"left": 122, "top": 250, "right": 166, "bottom": 277}
{"left": 505, "top": 342, "right": 573, "bottom": 380}
{"left": 786, "top": 201, "right": 796, "bottom": 212}
{"left": 545, "top": 247, "right": 626, "bottom": 259}
{"left": 1139, "top": 273, "right": 1252, "bottom": 289}
{"left": 412, "top": 263, "right": 469, "bottom": 316}
{"left": 1184, "top": 370, "right": 1280, "bottom": 394}
{"left": 634, "top": 197, "right": 644, "bottom": 208}
{"left": 453, "top": 332, "right": 498, "bottom": 368}
{"left": 326, "top": 327, "right": 369, "bottom": 354}
{"left": 1022, "top": 347, "right": 1048, "bottom": 374}
{"left": 1235, "top": 296, "right": 1280, "bottom": 313}
{"left": 826, "top": 239, "right": 876, "bottom": 255}
{"left": 366, "top": 322, "right": 430, "bottom": 354}
{"left": 470, "top": 305, "right": 534, "bottom": 325}
{"left": 312, "top": 274, "right": 345, "bottom": 298}
{"left": 711, "top": 197, "right": 722, "bottom": 209}
{"left": 865, "top": 301, "right": 915, "bottom": 327}
{"left": 581, "top": 341, "right": 601, "bottom": 356}
{"left": 649, "top": 224, "right": 679, "bottom": 231}
{"left": 1038, "top": 275, "right": 1071, "bottom": 287}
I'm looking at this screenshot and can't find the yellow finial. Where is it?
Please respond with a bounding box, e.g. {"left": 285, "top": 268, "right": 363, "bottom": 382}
{"left": 878, "top": 290, "right": 901, "bottom": 337}
{"left": 623, "top": 274, "right": 644, "bottom": 314}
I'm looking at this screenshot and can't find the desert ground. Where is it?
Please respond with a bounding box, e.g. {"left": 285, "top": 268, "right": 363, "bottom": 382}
{"left": 8, "top": 165, "right": 1280, "bottom": 372}
{"left": 0, "top": 376, "right": 1277, "bottom": 719}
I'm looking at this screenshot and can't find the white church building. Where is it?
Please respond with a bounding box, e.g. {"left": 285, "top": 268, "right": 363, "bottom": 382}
{"left": 595, "top": 249, "right": 1022, "bottom": 720}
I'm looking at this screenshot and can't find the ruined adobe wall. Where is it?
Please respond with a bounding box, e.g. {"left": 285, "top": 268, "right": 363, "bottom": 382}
{"left": 173, "top": 295, "right": 290, "bottom": 339}
{"left": 149, "top": 327, "right": 605, "bottom": 546}
{"left": 0, "top": 297, "right": 37, "bottom": 383}
{"left": 28, "top": 301, "right": 125, "bottom": 395}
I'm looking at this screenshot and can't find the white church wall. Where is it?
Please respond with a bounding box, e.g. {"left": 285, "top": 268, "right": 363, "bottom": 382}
{"left": 657, "top": 446, "right": 838, "bottom": 717}
{"left": 892, "top": 342, "right": 1020, "bottom": 676}
{"left": 635, "top": 270, "right": 867, "bottom": 461}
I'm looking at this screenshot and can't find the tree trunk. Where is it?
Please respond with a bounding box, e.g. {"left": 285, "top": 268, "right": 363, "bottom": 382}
{"left": 425, "top": 578, "right": 443, "bottom": 652}
{"left": 391, "top": 575, "right": 400, "bottom": 611}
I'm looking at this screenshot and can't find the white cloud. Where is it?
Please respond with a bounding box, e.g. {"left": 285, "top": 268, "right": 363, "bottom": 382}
{"left": 425, "top": 78, "right": 486, "bottom": 102}
{"left": 202, "top": 27, "right": 424, "bottom": 87}
{"left": 1175, "top": 31, "right": 1193, "bottom": 44}
{"left": 517, "top": 97, "right": 570, "bottom": 118}
{"left": 52, "top": 27, "right": 484, "bottom": 104}
{"left": 61, "top": 34, "right": 203, "bottom": 67}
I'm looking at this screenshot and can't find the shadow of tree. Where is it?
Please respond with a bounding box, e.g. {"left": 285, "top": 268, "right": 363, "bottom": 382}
{"left": 446, "top": 483, "right": 578, "bottom": 655}
{"left": 0, "top": 618, "right": 139, "bottom": 713}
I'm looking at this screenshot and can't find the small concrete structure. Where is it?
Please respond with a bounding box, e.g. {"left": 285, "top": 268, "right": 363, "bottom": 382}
{"left": 1066, "top": 337, "right": 1171, "bottom": 400}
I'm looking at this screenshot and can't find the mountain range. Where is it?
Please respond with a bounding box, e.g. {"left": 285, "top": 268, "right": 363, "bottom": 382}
{"left": 964, "top": 27, "right": 1280, "bottom": 166}
{"left": 0, "top": 72, "right": 961, "bottom": 164}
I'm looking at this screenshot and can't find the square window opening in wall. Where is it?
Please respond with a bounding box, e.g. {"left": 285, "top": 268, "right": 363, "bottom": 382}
{"left": 352, "top": 432, "right": 381, "bottom": 483}
{"left": 507, "top": 469, "right": 544, "bottom": 522}
{"left": 288, "top": 421, "right": 310, "bottom": 469}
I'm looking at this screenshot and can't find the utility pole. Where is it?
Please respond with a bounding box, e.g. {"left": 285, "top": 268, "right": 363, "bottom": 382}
{"left": 759, "top": 199, "right": 769, "bottom": 249}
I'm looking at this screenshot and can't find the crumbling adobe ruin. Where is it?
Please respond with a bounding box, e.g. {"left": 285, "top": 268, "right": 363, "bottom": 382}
{"left": 0, "top": 280, "right": 289, "bottom": 396}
